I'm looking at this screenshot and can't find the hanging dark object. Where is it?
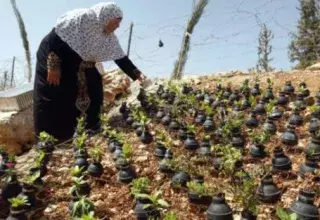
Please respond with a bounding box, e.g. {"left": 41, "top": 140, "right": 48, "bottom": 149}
{"left": 158, "top": 39, "right": 164, "bottom": 47}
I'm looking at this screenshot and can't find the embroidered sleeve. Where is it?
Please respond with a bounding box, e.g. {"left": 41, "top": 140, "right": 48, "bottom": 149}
{"left": 47, "top": 52, "right": 61, "bottom": 71}
{"left": 114, "top": 56, "right": 141, "bottom": 81}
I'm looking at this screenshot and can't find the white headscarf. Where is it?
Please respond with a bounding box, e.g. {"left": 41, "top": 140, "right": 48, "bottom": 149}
{"left": 55, "top": 2, "right": 125, "bottom": 62}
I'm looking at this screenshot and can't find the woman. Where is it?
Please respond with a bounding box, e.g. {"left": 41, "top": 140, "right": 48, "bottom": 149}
{"left": 33, "top": 2, "right": 146, "bottom": 142}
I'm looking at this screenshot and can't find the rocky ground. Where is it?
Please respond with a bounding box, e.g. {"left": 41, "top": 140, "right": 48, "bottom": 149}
{"left": 1, "top": 68, "right": 320, "bottom": 219}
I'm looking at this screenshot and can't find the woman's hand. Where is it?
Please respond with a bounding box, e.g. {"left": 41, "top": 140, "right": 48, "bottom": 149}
{"left": 137, "top": 73, "right": 147, "bottom": 83}
{"left": 47, "top": 70, "right": 61, "bottom": 86}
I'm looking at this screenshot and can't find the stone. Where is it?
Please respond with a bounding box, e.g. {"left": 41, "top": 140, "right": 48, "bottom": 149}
{"left": 306, "top": 62, "right": 320, "bottom": 70}
{"left": 0, "top": 107, "right": 34, "bottom": 155}
{"left": 136, "top": 155, "right": 148, "bottom": 162}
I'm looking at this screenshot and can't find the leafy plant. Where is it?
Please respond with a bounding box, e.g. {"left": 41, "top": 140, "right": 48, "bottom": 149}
{"left": 248, "top": 95, "right": 257, "bottom": 108}
{"left": 308, "top": 105, "right": 320, "bottom": 114}
{"left": 122, "top": 142, "right": 132, "bottom": 161}
{"left": 221, "top": 147, "right": 243, "bottom": 175}
{"left": 72, "top": 132, "right": 88, "bottom": 149}
{"left": 221, "top": 116, "right": 243, "bottom": 139}
{"left": 186, "top": 124, "right": 197, "bottom": 134}
{"left": 187, "top": 181, "right": 217, "bottom": 196}
{"left": 265, "top": 99, "right": 277, "bottom": 115}
{"left": 240, "top": 79, "right": 250, "bottom": 93}
{"left": 249, "top": 131, "right": 271, "bottom": 145}
{"left": 164, "top": 211, "right": 178, "bottom": 220}
{"left": 139, "top": 112, "right": 151, "bottom": 132}
{"left": 7, "top": 153, "right": 16, "bottom": 164}
{"left": 136, "top": 190, "right": 170, "bottom": 212}
{"left": 74, "top": 211, "right": 97, "bottom": 220}
{"left": 71, "top": 166, "right": 85, "bottom": 177}
{"left": 39, "top": 131, "right": 58, "bottom": 144}
{"left": 23, "top": 170, "right": 40, "bottom": 185}
{"left": 8, "top": 196, "right": 30, "bottom": 208}
{"left": 88, "top": 146, "right": 103, "bottom": 162}
{"left": 130, "top": 177, "right": 150, "bottom": 197}
{"left": 0, "top": 144, "right": 6, "bottom": 154}
{"left": 76, "top": 116, "right": 86, "bottom": 134}
{"left": 267, "top": 78, "right": 273, "bottom": 88}
{"left": 2, "top": 168, "right": 17, "bottom": 183}
{"left": 71, "top": 196, "right": 95, "bottom": 218}
{"left": 33, "top": 150, "right": 46, "bottom": 168}
{"left": 69, "top": 176, "right": 87, "bottom": 197}
{"left": 276, "top": 206, "right": 297, "bottom": 220}
{"left": 231, "top": 176, "right": 259, "bottom": 215}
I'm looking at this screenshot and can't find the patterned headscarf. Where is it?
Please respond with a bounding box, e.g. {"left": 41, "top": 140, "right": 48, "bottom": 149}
{"left": 55, "top": 2, "right": 125, "bottom": 62}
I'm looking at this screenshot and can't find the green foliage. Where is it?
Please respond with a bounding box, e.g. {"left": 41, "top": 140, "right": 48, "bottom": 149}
{"left": 72, "top": 132, "right": 87, "bottom": 149}
{"left": 8, "top": 196, "right": 30, "bottom": 208}
{"left": 240, "top": 79, "right": 250, "bottom": 93}
{"left": 71, "top": 166, "right": 85, "bottom": 177}
{"left": 71, "top": 196, "right": 95, "bottom": 218}
{"left": 1, "top": 168, "right": 17, "bottom": 183}
{"left": 0, "top": 144, "right": 6, "bottom": 153}
{"left": 122, "top": 142, "right": 132, "bottom": 161}
{"left": 221, "top": 116, "right": 243, "bottom": 139}
{"left": 248, "top": 95, "right": 257, "bottom": 108}
{"left": 88, "top": 146, "right": 103, "bottom": 162}
{"left": 211, "top": 145, "right": 243, "bottom": 175}
{"left": 289, "top": 0, "right": 320, "bottom": 69}
{"left": 265, "top": 99, "right": 277, "bottom": 115}
{"left": 23, "top": 170, "right": 40, "bottom": 185}
{"left": 187, "top": 181, "right": 217, "bottom": 196}
{"left": 7, "top": 153, "right": 16, "bottom": 163}
{"left": 276, "top": 206, "right": 297, "bottom": 220}
{"left": 136, "top": 190, "right": 170, "bottom": 211}
{"left": 308, "top": 105, "right": 320, "bottom": 113}
{"left": 164, "top": 211, "right": 178, "bottom": 220}
{"left": 39, "top": 131, "right": 58, "bottom": 144}
{"left": 33, "top": 150, "right": 46, "bottom": 168}
{"left": 186, "top": 124, "right": 197, "bottom": 134}
{"left": 69, "top": 176, "right": 87, "bottom": 196}
{"left": 231, "top": 176, "right": 259, "bottom": 215}
{"left": 249, "top": 131, "right": 271, "bottom": 145}
{"left": 267, "top": 78, "right": 273, "bottom": 88}
{"left": 73, "top": 211, "right": 97, "bottom": 220}
{"left": 221, "top": 147, "right": 243, "bottom": 175}
{"left": 76, "top": 116, "right": 86, "bottom": 134}
{"left": 130, "top": 177, "right": 150, "bottom": 197}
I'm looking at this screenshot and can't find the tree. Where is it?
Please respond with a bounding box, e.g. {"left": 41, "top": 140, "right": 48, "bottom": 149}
{"left": 171, "top": 0, "right": 209, "bottom": 80}
{"left": 257, "top": 23, "right": 274, "bottom": 72}
{"left": 10, "top": 0, "right": 32, "bottom": 82}
{"left": 289, "top": 0, "right": 320, "bottom": 69}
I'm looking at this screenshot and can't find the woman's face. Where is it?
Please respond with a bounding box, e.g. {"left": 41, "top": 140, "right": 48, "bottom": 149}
{"left": 105, "top": 18, "right": 122, "bottom": 34}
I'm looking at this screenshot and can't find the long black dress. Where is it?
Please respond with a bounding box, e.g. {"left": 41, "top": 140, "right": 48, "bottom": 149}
{"left": 33, "top": 28, "right": 141, "bottom": 142}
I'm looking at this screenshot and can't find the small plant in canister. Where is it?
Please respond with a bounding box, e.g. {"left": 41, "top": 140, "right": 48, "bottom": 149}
{"left": 36, "top": 131, "right": 58, "bottom": 154}
{"left": 138, "top": 113, "right": 153, "bottom": 144}
{"left": 1, "top": 168, "right": 22, "bottom": 201}
{"left": 6, "top": 196, "right": 30, "bottom": 220}
{"left": 18, "top": 171, "right": 41, "bottom": 209}
{"left": 87, "top": 146, "right": 104, "bottom": 178}
{"left": 69, "top": 176, "right": 91, "bottom": 198}
{"left": 70, "top": 196, "right": 95, "bottom": 218}
{"left": 231, "top": 177, "right": 259, "bottom": 220}
{"left": 130, "top": 177, "right": 151, "bottom": 197}
{"left": 186, "top": 181, "right": 215, "bottom": 205}
{"left": 249, "top": 131, "right": 271, "bottom": 159}
{"left": 71, "top": 166, "right": 85, "bottom": 178}
{"left": 134, "top": 190, "right": 170, "bottom": 220}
